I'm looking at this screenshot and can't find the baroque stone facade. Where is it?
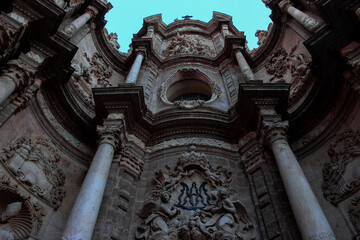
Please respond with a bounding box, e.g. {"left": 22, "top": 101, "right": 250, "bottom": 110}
{"left": 0, "top": 0, "right": 359, "bottom": 240}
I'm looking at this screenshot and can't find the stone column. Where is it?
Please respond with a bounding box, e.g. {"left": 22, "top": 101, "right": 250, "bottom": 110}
{"left": 63, "top": 6, "right": 98, "bottom": 38}
{"left": 62, "top": 124, "right": 122, "bottom": 240}
{"left": 279, "top": 0, "right": 320, "bottom": 32}
{"left": 262, "top": 120, "right": 336, "bottom": 240}
{"left": 125, "top": 52, "right": 145, "bottom": 84}
{"left": 235, "top": 50, "right": 255, "bottom": 81}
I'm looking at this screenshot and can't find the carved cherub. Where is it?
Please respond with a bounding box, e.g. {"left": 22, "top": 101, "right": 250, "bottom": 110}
{"left": 136, "top": 192, "right": 179, "bottom": 240}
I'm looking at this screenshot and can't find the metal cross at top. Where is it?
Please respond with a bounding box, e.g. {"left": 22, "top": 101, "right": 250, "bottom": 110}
{"left": 182, "top": 15, "right": 193, "bottom": 20}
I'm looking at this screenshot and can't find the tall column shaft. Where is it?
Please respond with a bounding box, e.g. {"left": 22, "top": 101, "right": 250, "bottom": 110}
{"left": 62, "top": 124, "right": 121, "bottom": 240}
{"left": 279, "top": 1, "right": 320, "bottom": 32}
{"left": 0, "top": 76, "right": 17, "bottom": 105}
{"left": 235, "top": 50, "right": 255, "bottom": 81}
{"left": 125, "top": 53, "right": 144, "bottom": 83}
{"left": 263, "top": 121, "right": 335, "bottom": 240}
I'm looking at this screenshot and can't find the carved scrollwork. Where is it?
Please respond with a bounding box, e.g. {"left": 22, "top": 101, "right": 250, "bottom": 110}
{"left": 322, "top": 130, "right": 360, "bottom": 204}
{"left": 136, "top": 146, "right": 255, "bottom": 240}
{"left": 0, "top": 138, "right": 66, "bottom": 209}
{"left": 96, "top": 124, "right": 123, "bottom": 150}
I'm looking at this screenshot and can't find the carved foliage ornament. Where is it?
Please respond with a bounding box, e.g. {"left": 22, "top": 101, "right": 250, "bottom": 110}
{"left": 322, "top": 130, "right": 360, "bottom": 204}
{"left": 162, "top": 32, "right": 216, "bottom": 58}
{"left": 0, "top": 138, "right": 66, "bottom": 209}
{"left": 136, "top": 146, "right": 255, "bottom": 240}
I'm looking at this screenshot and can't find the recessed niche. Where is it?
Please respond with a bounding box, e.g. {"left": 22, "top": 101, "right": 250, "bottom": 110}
{"left": 166, "top": 79, "right": 212, "bottom": 102}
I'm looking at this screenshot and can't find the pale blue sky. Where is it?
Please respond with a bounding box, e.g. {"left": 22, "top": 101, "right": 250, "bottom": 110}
{"left": 105, "top": 1, "right": 272, "bottom": 52}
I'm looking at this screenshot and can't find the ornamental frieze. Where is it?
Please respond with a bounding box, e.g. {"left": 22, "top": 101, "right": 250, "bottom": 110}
{"left": 136, "top": 146, "right": 255, "bottom": 240}
{"left": 0, "top": 138, "right": 66, "bottom": 209}
{"left": 322, "top": 130, "right": 360, "bottom": 204}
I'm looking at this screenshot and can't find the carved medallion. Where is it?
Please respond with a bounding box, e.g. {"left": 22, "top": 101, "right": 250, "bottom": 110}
{"left": 136, "top": 146, "right": 255, "bottom": 240}
{"left": 0, "top": 138, "right": 66, "bottom": 209}
{"left": 322, "top": 130, "right": 360, "bottom": 204}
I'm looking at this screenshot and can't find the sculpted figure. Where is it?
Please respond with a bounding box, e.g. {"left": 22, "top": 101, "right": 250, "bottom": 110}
{"left": 0, "top": 202, "right": 22, "bottom": 240}
{"left": 136, "top": 192, "right": 179, "bottom": 240}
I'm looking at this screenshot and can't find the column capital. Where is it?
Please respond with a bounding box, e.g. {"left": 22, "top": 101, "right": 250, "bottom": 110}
{"left": 261, "top": 120, "right": 289, "bottom": 147}
{"left": 278, "top": 0, "right": 291, "bottom": 12}
{"left": 96, "top": 123, "right": 123, "bottom": 150}
{"left": 85, "top": 5, "right": 99, "bottom": 19}
{"left": 2, "top": 60, "right": 36, "bottom": 88}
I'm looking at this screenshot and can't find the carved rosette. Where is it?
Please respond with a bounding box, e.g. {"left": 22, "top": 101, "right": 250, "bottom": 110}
{"left": 96, "top": 124, "right": 123, "bottom": 150}
{"left": 0, "top": 138, "right": 66, "bottom": 209}
{"left": 322, "top": 130, "right": 360, "bottom": 204}
{"left": 136, "top": 146, "right": 255, "bottom": 240}
{"left": 261, "top": 120, "right": 289, "bottom": 147}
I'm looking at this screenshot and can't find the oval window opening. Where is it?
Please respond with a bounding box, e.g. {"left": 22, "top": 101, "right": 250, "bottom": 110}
{"left": 167, "top": 79, "right": 212, "bottom": 102}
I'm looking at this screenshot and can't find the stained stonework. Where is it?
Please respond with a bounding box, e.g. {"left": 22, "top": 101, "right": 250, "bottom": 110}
{"left": 0, "top": 0, "right": 359, "bottom": 239}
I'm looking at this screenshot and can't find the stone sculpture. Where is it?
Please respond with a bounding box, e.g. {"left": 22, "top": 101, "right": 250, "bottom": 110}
{"left": 0, "top": 202, "right": 22, "bottom": 240}
{"left": 162, "top": 32, "right": 215, "bottom": 58}
{"left": 136, "top": 146, "right": 254, "bottom": 240}
{"left": 0, "top": 138, "right": 66, "bottom": 209}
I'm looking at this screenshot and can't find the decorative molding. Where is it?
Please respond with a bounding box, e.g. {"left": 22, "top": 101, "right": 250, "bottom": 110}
{"left": 0, "top": 138, "right": 66, "bottom": 209}
{"left": 136, "top": 146, "right": 255, "bottom": 240}
{"left": 322, "top": 130, "right": 360, "bottom": 204}
{"left": 241, "top": 144, "right": 265, "bottom": 175}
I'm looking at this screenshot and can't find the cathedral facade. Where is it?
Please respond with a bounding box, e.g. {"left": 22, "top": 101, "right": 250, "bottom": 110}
{"left": 0, "top": 0, "right": 359, "bottom": 239}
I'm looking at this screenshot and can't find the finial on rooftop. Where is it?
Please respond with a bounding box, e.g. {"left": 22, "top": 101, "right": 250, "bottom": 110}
{"left": 182, "top": 15, "right": 193, "bottom": 20}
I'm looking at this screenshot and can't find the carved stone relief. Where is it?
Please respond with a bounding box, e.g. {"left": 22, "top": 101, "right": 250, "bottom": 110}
{"left": 104, "top": 28, "right": 120, "bottom": 50}
{"left": 322, "top": 130, "right": 360, "bottom": 204}
{"left": 136, "top": 146, "right": 255, "bottom": 240}
{"left": 71, "top": 52, "right": 113, "bottom": 105}
{"left": 0, "top": 21, "right": 18, "bottom": 64}
{"left": 0, "top": 175, "right": 45, "bottom": 239}
{"left": 265, "top": 45, "right": 312, "bottom": 103}
{"left": 348, "top": 194, "right": 360, "bottom": 235}
{"left": 0, "top": 138, "right": 66, "bottom": 209}
{"left": 255, "top": 23, "right": 273, "bottom": 48}
{"left": 162, "top": 33, "right": 216, "bottom": 58}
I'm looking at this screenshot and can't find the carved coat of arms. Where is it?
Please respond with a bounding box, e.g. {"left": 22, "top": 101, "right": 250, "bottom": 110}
{"left": 136, "top": 146, "right": 254, "bottom": 240}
